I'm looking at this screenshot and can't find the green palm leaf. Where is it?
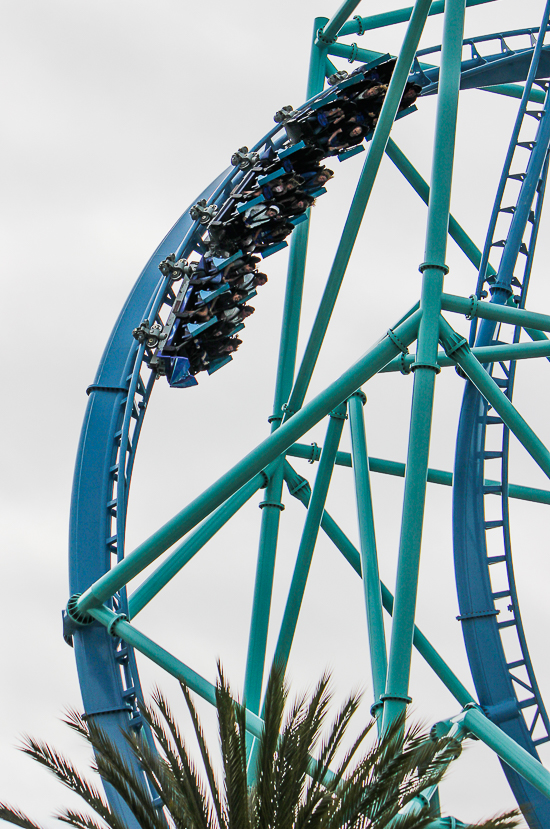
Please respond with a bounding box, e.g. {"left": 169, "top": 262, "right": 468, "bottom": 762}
{"left": 1, "top": 668, "right": 522, "bottom": 829}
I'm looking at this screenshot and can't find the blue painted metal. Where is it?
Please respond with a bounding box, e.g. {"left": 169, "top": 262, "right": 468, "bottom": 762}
{"left": 67, "top": 2, "right": 550, "bottom": 825}
{"left": 338, "top": 0, "right": 495, "bottom": 37}
{"left": 69, "top": 168, "right": 230, "bottom": 829}
{"left": 452, "top": 4, "right": 550, "bottom": 824}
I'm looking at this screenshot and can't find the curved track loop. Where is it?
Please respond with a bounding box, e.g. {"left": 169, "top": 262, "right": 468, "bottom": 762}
{"left": 453, "top": 14, "right": 550, "bottom": 827}
{"left": 70, "top": 25, "right": 550, "bottom": 829}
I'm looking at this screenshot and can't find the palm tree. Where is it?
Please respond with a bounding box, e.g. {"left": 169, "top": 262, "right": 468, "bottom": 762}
{"left": 0, "top": 667, "right": 519, "bottom": 829}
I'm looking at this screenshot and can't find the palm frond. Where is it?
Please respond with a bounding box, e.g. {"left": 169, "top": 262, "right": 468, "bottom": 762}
{"left": 273, "top": 673, "right": 333, "bottom": 829}
{"left": 0, "top": 804, "right": 48, "bottom": 829}
{"left": 179, "top": 682, "right": 226, "bottom": 829}
{"left": 56, "top": 809, "right": 127, "bottom": 829}
{"left": 467, "top": 812, "right": 521, "bottom": 829}
{"left": 119, "top": 732, "right": 189, "bottom": 829}
{"left": 145, "top": 690, "right": 218, "bottom": 829}
{"left": 80, "top": 722, "right": 166, "bottom": 829}
{"left": 19, "top": 735, "right": 132, "bottom": 829}
{"left": 215, "top": 666, "right": 250, "bottom": 829}
{"left": 252, "top": 665, "right": 287, "bottom": 829}
{"left": 63, "top": 710, "right": 90, "bottom": 742}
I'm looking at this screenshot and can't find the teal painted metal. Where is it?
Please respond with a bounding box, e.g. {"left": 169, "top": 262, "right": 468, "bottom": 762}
{"left": 285, "top": 0, "right": 435, "bottom": 416}
{"left": 75, "top": 310, "right": 421, "bottom": 615}
{"left": 481, "top": 83, "right": 546, "bottom": 104}
{"left": 382, "top": 337, "right": 550, "bottom": 372}
{"left": 128, "top": 471, "right": 268, "bottom": 619}
{"left": 385, "top": 139, "right": 497, "bottom": 277}
{"left": 68, "top": 2, "right": 550, "bottom": 824}
{"left": 440, "top": 318, "right": 550, "bottom": 480}
{"left": 348, "top": 392, "right": 387, "bottom": 714}
{"left": 383, "top": 0, "right": 467, "bottom": 732}
{"left": 338, "top": 0, "right": 495, "bottom": 36}
{"left": 328, "top": 43, "right": 386, "bottom": 65}
{"left": 243, "top": 17, "right": 328, "bottom": 740}
{"left": 285, "top": 443, "right": 550, "bottom": 504}
{"left": 316, "top": 0, "right": 364, "bottom": 45}
{"left": 460, "top": 706, "right": 550, "bottom": 799}
{"left": 243, "top": 460, "right": 285, "bottom": 730}
{"left": 283, "top": 462, "right": 476, "bottom": 708}
{"left": 90, "top": 604, "right": 336, "bottom": 786}
{"left": 271, "top": 403, "right": 347, "bottom": 675}
{"left": 442, "top": 291, "right": 550, "bottom": 332}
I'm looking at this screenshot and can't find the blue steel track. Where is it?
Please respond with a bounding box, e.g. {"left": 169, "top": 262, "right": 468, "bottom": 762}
{"left": 68, "top": 24, "right": 550, "bottom": 829}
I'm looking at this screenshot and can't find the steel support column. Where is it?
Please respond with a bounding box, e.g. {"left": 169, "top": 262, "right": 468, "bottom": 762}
{"left": 282, "top": 462, "right": 476, "bottom": 708}
{"left": 271, "top": 403, "right": 347, "bottom": 675}
{"left": 383, "top": 0, "right": 466, "bottom": 731}
{"left": 348, "top": 392, "right": 387, "bottom": 716}
{"left": 440, "top": 317, "right": 550, "bottom": 479}
{"left": 74, "top": 311, "right": 421, "bottom": 616}
{"left": 286, "top": 0, "right": 435, "bottom": 415}
{"left": 128, "top": 471, "right": 269, "bottom": 618}
{"left": 243, "top": 19, "right": 327, "bottom": 728}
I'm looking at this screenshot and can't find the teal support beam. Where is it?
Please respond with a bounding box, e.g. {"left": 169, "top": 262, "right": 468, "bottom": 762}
{"left": 383, "top": 0, "right": 467, "bottom": 732}
{"left": 382, "top": 336, "right": 550, "bottom": 372}
{"left": 316, "top": 0, "right": 364, "bottom": 45}
{"left": 286, "top": 0, "right": 435, "bottom": 417}
{"left": 272, "top": 403, "right": 347, "bottom": 675}
{"left": 90, "top": 605, "right": 336, "bottom": 786}
{"left": 306, "top": 17, "right": 329, "bottom": 100}
{"left": 459, "top": 706, "right": 550, "bottom": 800}
{"left": 525, "top": 326, "right": 550, "bottom": 364}
{"left": 439, "top": 318, "right": 550, "bottom": 480}
{"left": 385, "top": 139, "right": 497, "bottom": 278}
{"left": 441, "top": 292, "right": 550, "bottom": 332}
{"left": 243, "top": 21, "right": 329, "bottom": 749}
{"left": 74, "top": 313, "right": 421, "bottom": 616}
{"left": 480, "top": 83, "right": 546, "bottom": 105}
{"left": 244, "top": 461, "right": 285, "bottom": 731}
{"left": 348, "top": 392, "right": 387, "bottom": 715}
{"left": 326, "top": 56, "right": 338, "bottom": 77}
{"left": 74, "top": 310, "right": 421, "bottom": 615}
{"left": 89, "top": 605, "right": 263, "bottom": 737}
{"left": 285, "top": 442, "right": 550, "bottom": 505}
{"left": 327, "top": 43, "right": 388, "bottom": 65}
{"left": 128, "top": 471, "right": 269, "bottom": 619}
{"left": 338, "top": 0, "right": 495, "bottom": 36}
{"left": 283, "top": 462, "right": 476, "bottom": 708}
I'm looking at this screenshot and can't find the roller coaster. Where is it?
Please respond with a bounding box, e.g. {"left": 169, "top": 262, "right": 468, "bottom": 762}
{"left": 65, "top": 0, "right": 550, "bottom": 825}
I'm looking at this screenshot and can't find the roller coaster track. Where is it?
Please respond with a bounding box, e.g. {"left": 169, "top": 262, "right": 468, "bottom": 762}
{"left": 67, "top": 17, "right": 550, "bottom": 828}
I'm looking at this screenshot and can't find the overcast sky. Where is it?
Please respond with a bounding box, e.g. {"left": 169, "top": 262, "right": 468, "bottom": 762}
{"left": 2, "top": 0, "right": 550, "bottom": 826}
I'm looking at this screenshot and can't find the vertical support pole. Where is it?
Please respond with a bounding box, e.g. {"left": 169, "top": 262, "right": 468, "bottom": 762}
{"left": 272, "top": 403, "right": 347, "bottom": 676}
{"left": 286, "top": 0, "right": 434, "bottom": 416}
{"left": 382, "top": 0, "right": 467, "bottom": 731}
{"left": 243, "top": 18, "right": 328, "bottom": 745}
{"left": 348, "top": 391, "right": 387, "bottom": 722}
